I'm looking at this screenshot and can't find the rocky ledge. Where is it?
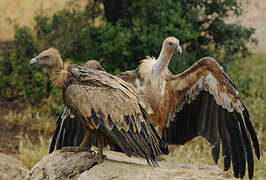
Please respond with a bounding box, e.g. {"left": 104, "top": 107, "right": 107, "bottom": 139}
{"left": 25, "top": 150, "right": 233, "bottom": 180}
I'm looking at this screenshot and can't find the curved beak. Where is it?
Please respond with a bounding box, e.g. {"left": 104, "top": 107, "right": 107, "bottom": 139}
{"left": 30, "top": 56, "right": 40, "bottom": 66}
{"left": 176, "top": 45, "right": 182, "bottom": 54}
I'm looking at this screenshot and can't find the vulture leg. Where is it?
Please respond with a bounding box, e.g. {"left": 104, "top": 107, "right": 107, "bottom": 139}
{"left": 61, "top": 131, "right": 95, "bottom": 155}
{"left": 68, "top": 135, "right": 106, "bottom": 178}
{"left": 94, "top": 135, "right": 106, "bottom": 163}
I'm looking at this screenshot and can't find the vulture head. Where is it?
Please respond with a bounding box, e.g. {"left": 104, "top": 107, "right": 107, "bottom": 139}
{"left": 30, "top": 48, "right": 70, "bottom": 88}
{"left": 162, "top": 37, "right": 182, "bottom": 55}
{"left": 84, "top": 60, "right": 105, "bottom": 71}
{"left": 30, "top": 48, "right": 63, "bottom": 68}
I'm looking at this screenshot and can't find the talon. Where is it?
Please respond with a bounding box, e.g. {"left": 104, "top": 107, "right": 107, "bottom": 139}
{"left": 157, "top": 156, "right": 166, "bottom": 161}
{"left": 60, "top": 147, "right": 76, "bottom": 153}
{"left": 103, "top": 154, "right": 107, "bottom": 160}
{"left": 60, "top": 146, "right": 91, "bottom": 153}
{"left": 84, "top": 151, "right": 96, "bottom": 159}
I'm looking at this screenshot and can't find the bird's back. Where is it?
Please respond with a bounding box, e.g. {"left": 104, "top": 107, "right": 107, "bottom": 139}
{"left": 63, "top": 64, "right": 167, "bottom": 167}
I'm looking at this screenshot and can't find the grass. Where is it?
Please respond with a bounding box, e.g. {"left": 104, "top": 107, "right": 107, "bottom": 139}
{"left": 16, "top": 135, "right": 50, "bottom": 170}
{"left": 229, "top": 53, "right": 266, "bottom": 179}
{"left": 4, "top": 97, "right": 59, "bottom": 134}
{"left": 3, "top": 98, "right": 58, "bottom": 169}
{"left": 164, "top": 53, "right": 266, "bottom": 179}
{"left": 4, "top": 53, "right": 265, "bottom": 178}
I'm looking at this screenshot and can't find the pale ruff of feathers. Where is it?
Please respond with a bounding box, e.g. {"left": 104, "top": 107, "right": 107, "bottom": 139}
{"left": 137, "top": 56, "right": 168, "bottom": 96}
{"left": 51, "top": 61, "right": 70, "bottom": 88}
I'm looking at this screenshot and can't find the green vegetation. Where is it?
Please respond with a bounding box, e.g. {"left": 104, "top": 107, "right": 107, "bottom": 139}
{"left": 228, "top": 53, "right": 265, "bottom": 179}
{"left": 0, "top": 0, "right": 255, "bottom": 104}
{"left": 0, "top": 0, "right": 264, "bottom": 178}
{"left": 229, "top": 53, "right": 265, "bottom": 134}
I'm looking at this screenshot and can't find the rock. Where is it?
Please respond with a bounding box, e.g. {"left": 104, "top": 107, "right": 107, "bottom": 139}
{"left": 0, "top": 153, "right": 28, "bottom": 180}
{"left": 25, "top": 150, "right": 233, "bottom": 180}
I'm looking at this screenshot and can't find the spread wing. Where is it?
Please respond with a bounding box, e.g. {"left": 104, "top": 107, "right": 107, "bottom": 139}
{"left": 163, "top": 57, "right": 260, "bottom": 179}
{"left": 64, "top": 67, "right": 167, "bottom": 166}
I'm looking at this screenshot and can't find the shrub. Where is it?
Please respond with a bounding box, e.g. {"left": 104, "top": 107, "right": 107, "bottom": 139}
{"left": 0, "top": 27, "right": 46, "bottom": 102}
{"left": 0, "top": 0, "right": 256, "bottom": 105}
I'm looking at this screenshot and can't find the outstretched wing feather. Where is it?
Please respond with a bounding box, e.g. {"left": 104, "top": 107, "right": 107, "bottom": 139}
{"left": 164, "top": 57, "right": 259, "bottom": 178}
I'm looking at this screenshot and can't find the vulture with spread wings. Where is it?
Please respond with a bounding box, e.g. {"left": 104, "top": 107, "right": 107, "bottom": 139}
{"left": 29, "top": 48, "right": 167, "bottom": 168}
{"left": 49, "top": 37, "right": 260, "bottom": 179}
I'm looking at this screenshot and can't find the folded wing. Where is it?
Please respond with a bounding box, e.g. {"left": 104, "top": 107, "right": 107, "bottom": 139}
{"left": 63, "top": 68, "right": 167, "bottom": 166}
{"left": 49, "top": 107, "right": 87, "bottom": 153}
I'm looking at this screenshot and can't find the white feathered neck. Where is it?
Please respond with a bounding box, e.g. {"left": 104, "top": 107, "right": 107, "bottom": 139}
{"left": 137, "top": 47, "right": 173, "bottom": 95}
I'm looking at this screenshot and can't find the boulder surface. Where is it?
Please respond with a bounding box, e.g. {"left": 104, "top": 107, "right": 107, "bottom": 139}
{"left": 25, "top": 150, "right": 233, "bottom": 180}
{"left": 0, "top": 153, "right": 28, "bottom": 180}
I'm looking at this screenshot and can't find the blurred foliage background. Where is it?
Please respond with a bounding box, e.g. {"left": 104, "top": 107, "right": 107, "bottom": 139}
{"left": 0, "top": 0, "right": 264, "bottom": 178}
{"left": 0, "top": 0, "right": 256, "bottom": 104}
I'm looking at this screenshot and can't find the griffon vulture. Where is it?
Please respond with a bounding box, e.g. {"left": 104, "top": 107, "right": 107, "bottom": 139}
{"left": 29, "top": 48, "right": 167, "bottom": 168}
{"left": 49, "top": 37, "right": 260, "bottom": 179}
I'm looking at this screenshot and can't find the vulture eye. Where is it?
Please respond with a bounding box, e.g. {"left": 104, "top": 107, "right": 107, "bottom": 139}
{"left": 168, "top": 42, "right": 173, "bottom": 46}
{"left": 43, "top": 55, "right": 50, "bottom": 60}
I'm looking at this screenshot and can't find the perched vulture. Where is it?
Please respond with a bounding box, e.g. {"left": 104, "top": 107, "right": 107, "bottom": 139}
{"left": 49, "top": 37, "right": 260, "bottom": 179}
{"left": 49, "top": 60, "right": 106, "bottom": 151}
{"left": 29, "top": 48, "right": 167, "bottom": 167}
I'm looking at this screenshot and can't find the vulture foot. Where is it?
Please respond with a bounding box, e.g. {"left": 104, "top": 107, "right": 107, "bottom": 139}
{"left": 157, "top": 156, "right": 166, "bottom": 161}
{"left": 61, "top": 146, "right": 95, "bottom": 156}
{"left": 68, "top": 151, "right": 106, "bottom": 178}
